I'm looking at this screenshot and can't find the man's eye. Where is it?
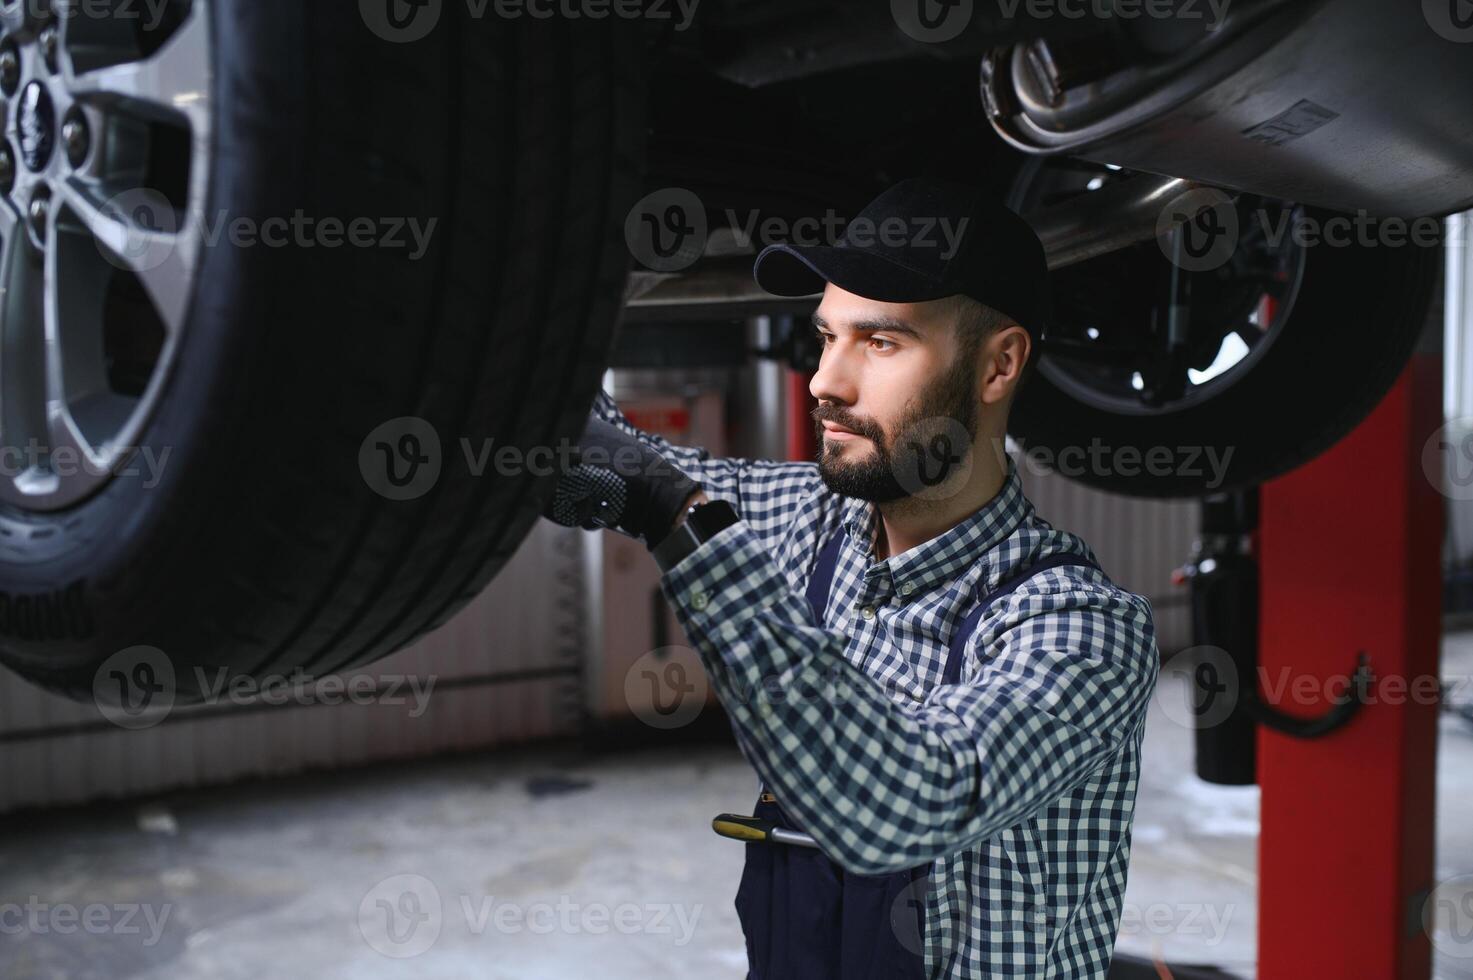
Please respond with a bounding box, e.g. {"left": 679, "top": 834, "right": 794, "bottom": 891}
{"left": 816, "top": 331, "right": 832, "bottom": 345}
{"left": 870, "top": 337, "right": 896, "bottom": 352}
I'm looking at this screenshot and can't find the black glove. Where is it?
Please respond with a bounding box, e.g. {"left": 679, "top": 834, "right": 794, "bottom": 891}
{"left": 543, "top": 415, "right": 702, "bottom": 550}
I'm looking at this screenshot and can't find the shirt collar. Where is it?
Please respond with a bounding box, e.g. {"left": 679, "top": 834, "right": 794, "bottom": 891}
{"left": 840, "top": 454, "right": 1028, "bottom": 598}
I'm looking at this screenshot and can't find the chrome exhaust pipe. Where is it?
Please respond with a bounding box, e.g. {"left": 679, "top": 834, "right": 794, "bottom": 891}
{"left": 1030, "top": 175, "right": 1206, "bottom": 270}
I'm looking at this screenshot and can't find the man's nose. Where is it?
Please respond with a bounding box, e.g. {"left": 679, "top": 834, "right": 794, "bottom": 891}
{"left": 809, "top": 342, "right": 858, "bottom": 407}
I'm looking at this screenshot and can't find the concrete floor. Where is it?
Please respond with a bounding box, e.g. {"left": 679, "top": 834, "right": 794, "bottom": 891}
{"left": 3, "top": 639, "right": 1472, "bottom": 979}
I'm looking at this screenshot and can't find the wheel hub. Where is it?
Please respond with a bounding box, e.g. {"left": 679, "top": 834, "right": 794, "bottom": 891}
{"left": 0, "top": 0, "right": 211, "bottom": 512}
{"left": 16, "top": 79, "right": 53, "bottom": 171}
{"left": 1008, "top": 159, "right": 1307, "bottom": 417}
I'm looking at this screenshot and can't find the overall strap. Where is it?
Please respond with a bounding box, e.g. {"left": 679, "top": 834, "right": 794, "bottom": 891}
{"left": 805, "top": 529, "right": 847, "bottom": 624}
{"left": 757, "top": 529, "right": 844, "bottom": 799}
{"left": 941, "top": 553, "right": 1101, "bottom": 686}
{"left": 805, "top": 530, "right": 1100, "bottom": 688}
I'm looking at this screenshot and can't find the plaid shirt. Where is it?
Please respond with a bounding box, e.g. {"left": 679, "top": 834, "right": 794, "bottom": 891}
{"left": 593, "top": 388, "right": 1161, "bottom": 978}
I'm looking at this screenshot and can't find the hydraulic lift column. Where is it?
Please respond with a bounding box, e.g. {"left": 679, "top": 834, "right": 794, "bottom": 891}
{"left": 1257, "top": 352, "right": 1443, "bottom": 978}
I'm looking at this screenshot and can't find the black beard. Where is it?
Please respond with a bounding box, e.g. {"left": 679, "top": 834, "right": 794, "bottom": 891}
{"left": 813, "top": 351, "right": 978, "bottom": 503}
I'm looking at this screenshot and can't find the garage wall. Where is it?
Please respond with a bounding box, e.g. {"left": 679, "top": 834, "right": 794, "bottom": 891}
{"left": 0, "top": 521, "right": 594, "bottom": 815}
{"left": 1016, "top": 461, "right": 1197, "bottom": 655}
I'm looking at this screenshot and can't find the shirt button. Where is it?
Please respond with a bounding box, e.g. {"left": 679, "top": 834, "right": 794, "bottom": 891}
{"left": 899, "top": 582, "right": 915, "bottom": 596}
{"left": 860, "top": 605, "right": 875, "bottom": 620}
{"left": 691, "top": 590, "right": 709, "bottom": 610}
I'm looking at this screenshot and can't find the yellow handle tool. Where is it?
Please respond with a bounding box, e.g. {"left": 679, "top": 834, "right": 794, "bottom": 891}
{"left": 712, "top": 812, "right": 819, "bottom": 849}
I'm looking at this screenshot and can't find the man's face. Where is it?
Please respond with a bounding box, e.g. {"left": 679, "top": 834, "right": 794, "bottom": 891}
{"left": 809, "top": 284, "right": 980, "bottom": 503}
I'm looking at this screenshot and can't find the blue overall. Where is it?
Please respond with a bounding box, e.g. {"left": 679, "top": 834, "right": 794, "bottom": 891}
{"left": 733, "top": 531, "right": 1100, "bottom": 980}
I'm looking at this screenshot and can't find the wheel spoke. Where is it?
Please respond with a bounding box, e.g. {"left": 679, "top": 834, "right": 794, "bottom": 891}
{"left": 0, "top": 200, "right": 47, "bottom": 468}
{"left": 44, "top": 400, "right": 102, "bottom": 478}
{"left": 42, "top": 206, "right": 88, "bottom": 465}
{"left": 53, "top": 178, "right": 193, "bottom": 334}
{"left": 0, "top": 202, "right": 20, "bottom": 277}
{"left": 63, "top": 5, "right": 209, "bottom": 130}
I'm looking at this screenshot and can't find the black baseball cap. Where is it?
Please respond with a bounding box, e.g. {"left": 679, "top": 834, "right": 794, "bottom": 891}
{"left": 752, "top": 177, "right": 1049, "bottom": 336}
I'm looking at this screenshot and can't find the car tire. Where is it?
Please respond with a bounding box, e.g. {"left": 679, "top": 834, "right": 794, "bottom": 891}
{"left": 1007, "top": 165, "right": 1441, "bottom": 498}
{"left": 0, "top": 1, "right": 646, "bottom": 700}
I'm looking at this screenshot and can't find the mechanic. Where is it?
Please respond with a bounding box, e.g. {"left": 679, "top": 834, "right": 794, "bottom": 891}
{"left": 542, "top": 178, "right": 1162, "bottom": 978}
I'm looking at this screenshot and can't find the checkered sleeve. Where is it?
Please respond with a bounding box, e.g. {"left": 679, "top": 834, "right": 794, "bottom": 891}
{"left": 658, "top": 519, "right": 1161, "bottom": 876}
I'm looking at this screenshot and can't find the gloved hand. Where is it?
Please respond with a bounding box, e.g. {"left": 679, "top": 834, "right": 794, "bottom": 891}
{"left": 542, "top": 415, "right": 702, "bottom": 550}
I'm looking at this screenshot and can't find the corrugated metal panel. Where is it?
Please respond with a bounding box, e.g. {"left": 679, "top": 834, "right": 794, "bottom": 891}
{"left": 1015, "top": 456, "right": 1199, "bottom": 654}
{"left": 0, "top": 520, "right": 592, "bottom": 815}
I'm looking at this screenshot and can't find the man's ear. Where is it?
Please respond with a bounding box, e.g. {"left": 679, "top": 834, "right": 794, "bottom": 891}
{"left": 980, "top": 324, "right": 1031, "bottom": 406}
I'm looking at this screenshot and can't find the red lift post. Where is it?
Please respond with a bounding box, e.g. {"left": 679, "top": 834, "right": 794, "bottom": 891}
{"left": 787, "top": 369, "right": 818, "bottom": 462}
{"left": 1257, "top": 353, "right": 1443, "bottom": 978}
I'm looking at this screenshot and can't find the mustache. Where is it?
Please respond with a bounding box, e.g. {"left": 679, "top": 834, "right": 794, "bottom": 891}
{"left": 811, "top": 406, "right": 882, "bottom": 441}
